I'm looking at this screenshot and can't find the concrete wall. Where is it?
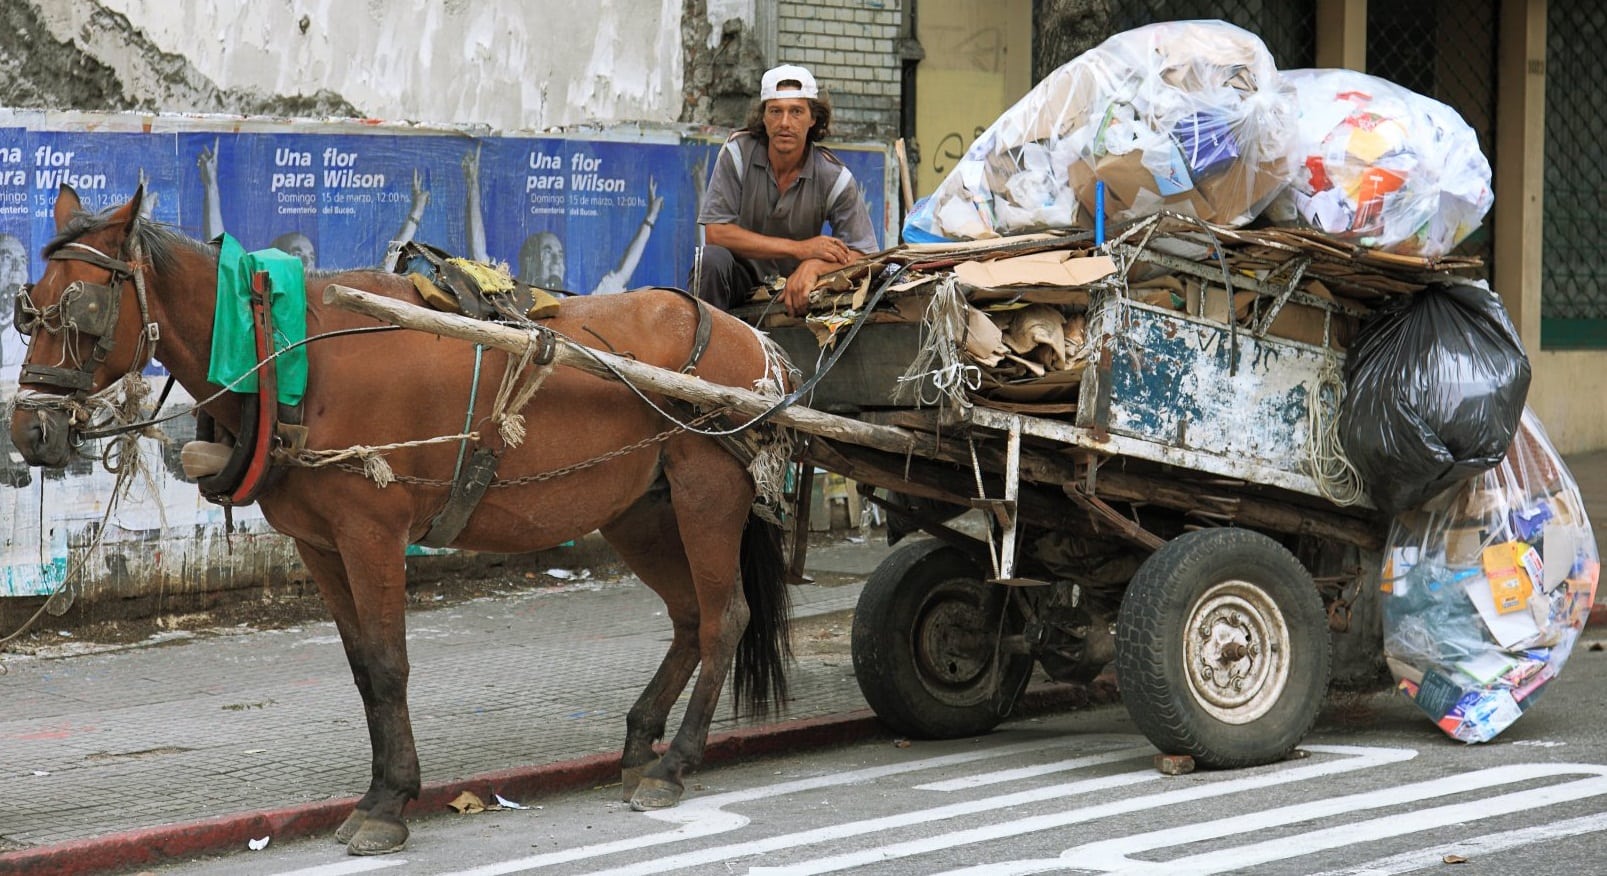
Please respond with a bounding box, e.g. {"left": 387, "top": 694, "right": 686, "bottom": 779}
{"left": 12, "top": 0, "right": 689, "bottom": 132}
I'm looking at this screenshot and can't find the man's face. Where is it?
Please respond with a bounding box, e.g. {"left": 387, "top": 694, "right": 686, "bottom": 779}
{"left": 538, "top": 235, "right": 564, "bottom": 287}
{"left": 274, "top": 235, "right": 315, "bottom": 273}
{"left": 0, "top": 238, "right": 25, "bottom": 291}
{"left": 763, "top": 97, "right": 815, "bottom": 160}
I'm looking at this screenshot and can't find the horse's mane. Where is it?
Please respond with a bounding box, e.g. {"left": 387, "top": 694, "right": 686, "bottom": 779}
{"left": 44, "top": 204, "right": 218, "bottom": 276}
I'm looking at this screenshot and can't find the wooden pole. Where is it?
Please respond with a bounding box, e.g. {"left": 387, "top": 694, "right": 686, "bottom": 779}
{"left": 321, "top": 283, "right": 934, "bottom": 458}
{"left": 894, "top": 138, "right": 916, "bottom": 216}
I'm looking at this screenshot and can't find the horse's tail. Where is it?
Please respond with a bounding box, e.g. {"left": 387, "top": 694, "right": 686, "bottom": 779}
{"left": 733, "top": 511, "right": 792, "bottom": 717}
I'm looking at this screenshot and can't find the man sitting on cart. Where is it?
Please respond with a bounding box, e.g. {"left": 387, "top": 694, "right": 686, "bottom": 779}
{"left": 693, "top": 63, "right": 879, "bottom": 317}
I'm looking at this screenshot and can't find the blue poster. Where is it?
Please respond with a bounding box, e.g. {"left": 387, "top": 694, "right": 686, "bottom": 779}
{"left": 1, "top": 123, "right": 893, "bottom": 310}
{"left": 833, "top": 146, "right": 890, "bottom": 252}
{"left": 0, "top": 128, "right": 29, "bottom": 374}
{"left": 21, "top": 130, "right": 185, "bottom": 268}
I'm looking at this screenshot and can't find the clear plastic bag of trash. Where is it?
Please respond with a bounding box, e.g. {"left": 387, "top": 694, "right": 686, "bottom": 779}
{"left": 905, "top": 19, "right": 1295, "bottom": 241}
{"left": 1381, "top": 409, "right": 1599, "bottom": 743}
{"left": 1264, "top": 68, "right": 1493, "bottom": 258}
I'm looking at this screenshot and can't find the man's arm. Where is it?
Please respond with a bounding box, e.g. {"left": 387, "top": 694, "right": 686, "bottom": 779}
{"left": 705, "top": 223, "right": 855, "bottom": 317}
{"left": 592, "top": 178, "right": 664, "bottom": 294}
{"left": 383, "top": 170, "right": 429, "bottom": 271}
{"left": 704, "top": 222, "right": 852, "bottom": 265}
{"left": 198, "top": 139, "right": 224, "bottom": 241}
{"left": 463, "top": 145, "right": 488, "bottom": 262}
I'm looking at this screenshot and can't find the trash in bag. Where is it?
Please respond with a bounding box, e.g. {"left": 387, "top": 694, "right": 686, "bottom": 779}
{"left": 904, "top": 19, "right": 1295, "bottom": 241}
{"left": 1382, "top": 409, "right": 1599, "bottom": 743}
{"left": 1265, "top": 68, "right": 1493, "bottom": 258}
{"left": 1339, "top": 278, "right": 1530, "bottom": 515}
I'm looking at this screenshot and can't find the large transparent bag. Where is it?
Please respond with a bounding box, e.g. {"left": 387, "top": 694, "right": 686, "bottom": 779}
{"left": 1381, "top": 409, "right": 1599, "bottom": 743}
{"left": 905, "top": 19, "right": 1295, "bottom": 241}
{"left": 1265, "top": 68, "right": 1493, "bottom": 258}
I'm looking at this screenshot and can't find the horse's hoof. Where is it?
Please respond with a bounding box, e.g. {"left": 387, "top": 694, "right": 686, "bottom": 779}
{"left": 622, "top": 765, "right": 646, "bottom": 802}
{"left": 629, "top": 776, "right": 684, "bottom": 811}
{"left": 346, "top": 817, "right": 409, "bottom": 856}
{"left": 333, "top": 808, "right": 369, "bottom": 844}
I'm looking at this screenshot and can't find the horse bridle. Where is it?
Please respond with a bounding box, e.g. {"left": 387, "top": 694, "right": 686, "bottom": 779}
{"left": 13, "top": 236, "right": 159, "bottom": 398}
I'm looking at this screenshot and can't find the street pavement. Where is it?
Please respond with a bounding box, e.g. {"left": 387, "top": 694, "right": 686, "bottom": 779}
{"left": 0, "top": 450, "right": 1604, "bottom": 875}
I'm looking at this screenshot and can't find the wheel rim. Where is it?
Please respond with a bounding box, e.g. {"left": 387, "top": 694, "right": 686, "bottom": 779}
{"left": 1182, "top": 578, "right": 1290, "bottom": 724}
{"left": 911, "top": 577, "right": 997, "bottom": 707}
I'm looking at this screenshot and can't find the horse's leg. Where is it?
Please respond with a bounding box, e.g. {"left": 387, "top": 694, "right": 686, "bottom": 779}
{"left": 625, "top": 448, "right": 755, "bottom": 810}
{"left": 600, "top": 490, "right": 703, "bottom": 801}
{"left": 292, "top": 541, "right": 380, "bottom": 843}
{"left": 294, "top": 536, "right": 418, "bottom": 855}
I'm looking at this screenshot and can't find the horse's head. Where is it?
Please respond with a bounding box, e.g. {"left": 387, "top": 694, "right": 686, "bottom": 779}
{"left": 9, "top": 185, "right": 158, "bottom": 467}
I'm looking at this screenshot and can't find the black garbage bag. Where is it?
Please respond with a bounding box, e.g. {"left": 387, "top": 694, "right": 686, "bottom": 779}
{"left": 1338, "top": 279, "right": 1530, "bottom": 515}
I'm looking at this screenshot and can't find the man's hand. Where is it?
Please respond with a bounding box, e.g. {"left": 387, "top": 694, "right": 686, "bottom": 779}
{"left": 794, "top": 235, "right": 854, "bottom": 266}
{"left": 782, "top": 258, "right": 830, "bottom": 317}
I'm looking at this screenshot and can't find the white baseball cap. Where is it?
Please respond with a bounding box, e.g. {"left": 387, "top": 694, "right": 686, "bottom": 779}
{"left": 760, "top": 64, "right": 819, "bottom": 101}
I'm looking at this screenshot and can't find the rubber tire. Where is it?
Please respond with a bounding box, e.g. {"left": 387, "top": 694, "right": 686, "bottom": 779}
{"left": 851, "top": 538, "right": 1031, "bottom": 738}
{"left": 1115, "top": 527, "right": 1330, "bottom": 769}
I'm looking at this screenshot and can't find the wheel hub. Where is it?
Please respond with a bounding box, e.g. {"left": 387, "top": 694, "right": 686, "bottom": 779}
{"left": 1183, "top": 579, "right": 1290, "bottom": 724}
{"left": 916, "top": 596, "right": 990, "bottom": 686}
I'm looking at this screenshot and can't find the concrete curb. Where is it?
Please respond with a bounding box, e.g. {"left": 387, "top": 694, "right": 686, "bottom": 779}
{"left": 0, "top": 683, "right": 1106, "bottom": 875}
{"left": 0, "top": 716, "right": 872, "bottom": 875}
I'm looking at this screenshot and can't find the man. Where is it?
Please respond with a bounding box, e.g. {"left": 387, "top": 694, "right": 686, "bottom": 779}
{"left": 1, "top": 232, "right": 27, "bottom": 369}
{"left": 695, "top": 64, "right": 878, "bottom": 316}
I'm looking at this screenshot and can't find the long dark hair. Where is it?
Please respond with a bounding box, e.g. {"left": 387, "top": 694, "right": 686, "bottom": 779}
{"left": 743, "top": 94, "right": 834, "bottom": 145}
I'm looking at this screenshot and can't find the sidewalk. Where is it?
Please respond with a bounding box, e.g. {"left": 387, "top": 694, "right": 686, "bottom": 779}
{"left": 0, "top": 532, "right": 916, "bottom": 874}
{"left": 1, "top": 451, "right": 1603, "bottom": 875}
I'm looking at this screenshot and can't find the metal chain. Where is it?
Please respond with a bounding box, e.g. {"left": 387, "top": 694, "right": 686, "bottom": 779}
{"left": 329, "top": 409, "right": 728, "bottom": 488}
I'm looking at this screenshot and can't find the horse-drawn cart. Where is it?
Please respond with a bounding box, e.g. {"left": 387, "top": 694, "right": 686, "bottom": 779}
{"left": 329, "top": 212, "right": 1468, "bottom": 772}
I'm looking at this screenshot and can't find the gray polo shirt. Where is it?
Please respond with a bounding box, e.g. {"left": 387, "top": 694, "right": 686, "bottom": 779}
{"left": 698, "top": 131, "right": 880, "bottom": 279}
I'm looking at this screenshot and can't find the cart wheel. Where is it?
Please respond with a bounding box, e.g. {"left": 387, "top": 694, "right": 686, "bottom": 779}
{"left": 1115, "top": 527, "right": 1330, "bottom": 769}
{"left": 852, "top": 538, "right": 1032, "bottom": 738}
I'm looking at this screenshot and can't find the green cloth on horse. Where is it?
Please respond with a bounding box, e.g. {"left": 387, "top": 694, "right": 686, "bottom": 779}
{"left": 208, "top": 234, "right": 308, "bottom": 406}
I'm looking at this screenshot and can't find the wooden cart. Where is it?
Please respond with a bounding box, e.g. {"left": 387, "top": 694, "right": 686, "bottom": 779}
{"left": 330, "top": 217, "right": 1476, "bottom": 768}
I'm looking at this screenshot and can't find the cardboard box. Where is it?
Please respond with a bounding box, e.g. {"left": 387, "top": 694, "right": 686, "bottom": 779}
{"left": 953, "top": 252, "right": 1117, "bottom": 289}
{"left": 1068, "top": 148, "right": 1285, "bottom": 228}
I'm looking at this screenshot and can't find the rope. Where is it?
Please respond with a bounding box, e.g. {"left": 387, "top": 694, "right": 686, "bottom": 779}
{"left": 488, "top": 336, "right": 553, "bottom": 447}
{"left": 1307, "top": 356, "right": 1366, "bottom": 506}
{"left": 0, "top": 378, "right": 167, "bottom": 653}
{"left": 280, "top": 432, "right": 480, "bottom": 487}
{"left": 894, "top": 274, "right": 978, "bottom": 409}
{"left": 315, "top": 409, "right": 728, "bottom": 488}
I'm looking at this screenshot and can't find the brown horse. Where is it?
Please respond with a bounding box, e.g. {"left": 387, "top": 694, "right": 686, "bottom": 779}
{"left": 8, "top": 185, "right": 793, "bottom": 855}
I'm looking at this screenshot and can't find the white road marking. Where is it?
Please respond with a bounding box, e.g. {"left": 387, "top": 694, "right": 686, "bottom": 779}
{"left": 273, "top": 859, "right": 409, "bottom": 876}
{"left": 914, "top": 745, "right": 1156, "bottom": 791}
{"left": 928, "top": 762, "right": 1607, "bottom": 876}
{"left": 436, "top": 732, "right": 1115, "bottom": 876}
{"left": 1063, "top": 762, "right": 1607, "bottom": 874}
{"left": 736, "top": 744, "right": 1414, "bottom": 876}
{"left": 428, "top": 742, "right": 1607, "bottom": 876}
{"left": 1305, "top": 810, "right": 1607, "bottom": 876}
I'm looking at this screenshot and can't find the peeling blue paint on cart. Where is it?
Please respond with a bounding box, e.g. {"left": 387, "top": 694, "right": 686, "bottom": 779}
{"left": 1082, "top": 299, "right": 1339, "bottom": 478}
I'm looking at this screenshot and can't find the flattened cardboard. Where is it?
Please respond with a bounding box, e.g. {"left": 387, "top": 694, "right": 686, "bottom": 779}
{"left": 954, "top": 252, "right": 1117, "bottom": 289}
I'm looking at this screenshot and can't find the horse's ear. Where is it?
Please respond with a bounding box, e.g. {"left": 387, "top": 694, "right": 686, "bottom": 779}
{"left": 53, "top": 184, "right": 81, "bottom": 232}
{"left": 106, "top": 184, "right": 146, "bottom": 233}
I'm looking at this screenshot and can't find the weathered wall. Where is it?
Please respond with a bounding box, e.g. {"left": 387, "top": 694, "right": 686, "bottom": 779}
{"left": 0, "top": 0, "right": 902, "bottom": 140}
{"left": 4, "top": 0, "right": 690, "bottom": 132}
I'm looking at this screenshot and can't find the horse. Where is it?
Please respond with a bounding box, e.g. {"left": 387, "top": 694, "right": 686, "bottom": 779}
{"left": 8, "top": 184, "right": 795, "bottom": 856}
